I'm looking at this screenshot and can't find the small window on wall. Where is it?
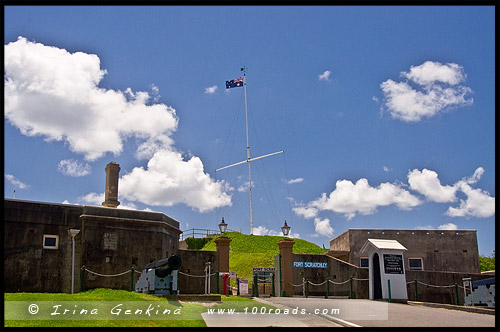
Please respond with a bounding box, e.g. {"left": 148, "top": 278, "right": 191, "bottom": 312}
{"left": 360, "top": 257, "right": 369, "bottom": 268}
{"left": 408, "top": 258, "right": 423, "bottom": 271}
{"left": 43, "top": 235, "right": 59, "bottom": 249}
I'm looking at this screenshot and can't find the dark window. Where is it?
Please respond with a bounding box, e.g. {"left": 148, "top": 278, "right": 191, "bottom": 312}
{"left": 409, "top": 258, "right": 423, "bottom": 270}
{"left": 360, "top": 257, "right": 369, "bottom": 268}
{"left": 43, "top": 235, "right": 58, "bottom": 249}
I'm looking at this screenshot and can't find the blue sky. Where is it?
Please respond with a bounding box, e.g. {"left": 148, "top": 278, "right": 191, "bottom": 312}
{"left": 4, "top": 6, "right": 495, "bottom": 256}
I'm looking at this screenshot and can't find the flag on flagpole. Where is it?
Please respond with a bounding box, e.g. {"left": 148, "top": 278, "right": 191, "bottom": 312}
{"left": 226, "top": 77, "right": 244, "bottom": 89}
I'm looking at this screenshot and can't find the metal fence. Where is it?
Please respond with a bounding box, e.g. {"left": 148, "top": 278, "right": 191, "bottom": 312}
{"left": 180, "top": 228, "right": 240, "bottom": 240}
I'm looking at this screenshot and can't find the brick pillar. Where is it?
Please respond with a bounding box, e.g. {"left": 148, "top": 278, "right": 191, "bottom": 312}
{"left": 215, "top": 237, "right": 232, "bottom": 294}
{"left": 102, "top": 162, "right": 120, "bottom": 208}
{"left": 277, "top": 239, "right": 295, "bottom": 296}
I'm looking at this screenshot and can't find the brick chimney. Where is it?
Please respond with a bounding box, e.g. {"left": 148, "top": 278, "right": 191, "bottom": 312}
{"left": 102, "top": 162, "right": 120, "bottom": 208}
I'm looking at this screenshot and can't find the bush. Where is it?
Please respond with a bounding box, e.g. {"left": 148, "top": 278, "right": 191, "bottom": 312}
{"left": 479, "top": 253, "right": 495, "bottom": 272}
{"left": 184, "top": 237, "right": 212, "bottom": 250}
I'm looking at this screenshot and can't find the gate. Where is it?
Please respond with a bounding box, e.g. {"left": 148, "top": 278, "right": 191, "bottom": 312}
{"left": 252, "top": 267, "right": 276, "bottom": 297}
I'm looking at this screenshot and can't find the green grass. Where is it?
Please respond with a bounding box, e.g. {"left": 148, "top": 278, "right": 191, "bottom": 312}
{"left": 201, "top": 232, "right": 328, "bottom": 279}
{"left": 4, "top": 289, "right": 275, "bottom": 327}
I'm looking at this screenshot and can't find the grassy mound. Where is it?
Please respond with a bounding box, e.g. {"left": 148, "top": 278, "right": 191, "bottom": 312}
{"left": 200, "top": 232, "right": 328, "bottom": 278}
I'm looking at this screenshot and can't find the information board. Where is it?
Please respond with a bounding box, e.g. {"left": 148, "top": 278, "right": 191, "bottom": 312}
{"left": 383, "top": 254, "right": 404, "bottom": 274}
{"left": 239, "top": 279, "right": 249, "bottom": 295}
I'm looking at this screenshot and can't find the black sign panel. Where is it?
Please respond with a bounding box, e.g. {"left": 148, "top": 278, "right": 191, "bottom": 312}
{"left": 383, "top": 254, "right": 404, "bottom": 274}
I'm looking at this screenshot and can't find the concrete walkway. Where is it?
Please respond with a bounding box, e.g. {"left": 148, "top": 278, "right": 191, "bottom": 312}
{"left": 201, "top": 297, "right": 343, "bottom": 327}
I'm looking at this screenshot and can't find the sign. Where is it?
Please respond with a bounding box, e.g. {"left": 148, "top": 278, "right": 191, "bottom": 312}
{"left": 253, "top": 267, "right": 275, "bottom": 273}
{"left": 230, "top": 271, "right": 237, "bottom": 279}
{"left": 239, "top": 279, "right": 249, "bottom": 295}
{"left": 293, "top": 261, "right": 328, "bottom": 268}
{"left": 383, "top": 254, "right": 404, "bottom": 274}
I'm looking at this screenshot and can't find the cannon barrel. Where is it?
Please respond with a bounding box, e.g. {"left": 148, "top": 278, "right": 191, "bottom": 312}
{"left": 143, "top": 255, "right": 182, "bottom": 278}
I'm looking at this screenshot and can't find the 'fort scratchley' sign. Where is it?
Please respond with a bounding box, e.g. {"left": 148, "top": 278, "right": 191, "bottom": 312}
{"left": 293, "top": 262, "right": 328, "bottom": 268}
{"left": 383, "top": 254, "right": 404, "bottom": 274}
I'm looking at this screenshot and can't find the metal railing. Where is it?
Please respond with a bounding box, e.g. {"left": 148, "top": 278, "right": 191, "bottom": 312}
{"left": 290, "top": 276, "right": 369, "bottom": 298}
{"left": 179, "top": 228, "right": 240, "bottom": 240}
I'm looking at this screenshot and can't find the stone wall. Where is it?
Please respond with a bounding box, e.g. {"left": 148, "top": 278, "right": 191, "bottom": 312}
{"left": 291, "top": 253, "right": 369, "bottom": 298}
{"left": 4, "top": 199, "right": 181, "bottom": 293}
{"left": 329, "top": 229, "right": 481, "bottom": 274}
{"left": 178, "top": 249, "right": 219, "bottom": 294}
{"left": 4, "top": 200, "right": 82, "bottom": 293}
{"left": 405, "top": 270, "right": 491, "bottom": 305}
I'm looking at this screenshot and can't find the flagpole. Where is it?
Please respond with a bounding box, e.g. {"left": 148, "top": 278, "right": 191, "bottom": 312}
{"left": 218, "top": 68, "right": 284, "bottom": 235}
{"left": 243, "top": 71, "right": 254, "bottom": 235}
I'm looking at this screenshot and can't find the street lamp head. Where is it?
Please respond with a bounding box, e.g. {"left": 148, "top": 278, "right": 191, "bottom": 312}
{"left": 68, "top": 228, "right": 80, "bottom": 237}
{"left": 218, "top": 217, "right": 228, "bottom": 233}
{"left": 281, "top": 220, "right": 290, "bottom": 237}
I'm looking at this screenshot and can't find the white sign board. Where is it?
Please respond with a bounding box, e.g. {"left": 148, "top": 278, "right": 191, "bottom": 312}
{"left": 230, "top": 271, "right": 237, "bottom": 279}
{"left": 253, "top": 267, "right": 275, "bottom": 273}
{"left": 239, "top": 279, "right": 249, "bottom": 295}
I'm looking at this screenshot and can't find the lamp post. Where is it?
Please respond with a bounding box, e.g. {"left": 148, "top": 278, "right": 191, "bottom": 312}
{"left": 281, "top": 220, "right": 291, "bottom": 237}
{"left": 68, "top": 228, "right": 80, "bottom": 294}
{"left": 218, "top": 217, "right": 228, "bottom": 234}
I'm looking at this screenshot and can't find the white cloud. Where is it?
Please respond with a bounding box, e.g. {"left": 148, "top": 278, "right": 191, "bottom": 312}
{"left": 78, "top": 192, "right": 143, "bottom": 210}
{"left": 150, "top": 84, "right": 161, "bottom": 103}
{"left": 238, "top": 181, "right": 251, "bottom": 193}
{"left": 383, "top": 166, "right": 391, "bottom": 172}
{"left": 314, "top": 217, "right": 334, "bottom": 237}
{"left": 78, "top": 192, "right": 104, "bottom": 205}
{"left": 253, "top": 225, "right": 300, "bottom": 238}
{"left": 408, "top": 167, "right": 494, "bottom": 218}
{"left": 5, "top": 173, "right": 30, "bottom": 189}
{"left": 464, "top": 167, "right": 484, "bottom": 184}
{"left": 294, "top": 167, "right": 494, "bottom": 222}
{"left": 415, "top": 223, "right": 458, "bottom": 231}
{"left": 318, "top": 70, "right": 332, "bottom": 81}
{"left": 446, "top": 182, "right": 495, "bottom": 218}
{"left": 287, "top": 177, "right": 304, "bottom": 184}
{"left": 57, "top": 159, "right": 91, "bottom": 177}
{"left": 5, "top": 37, "right": 233, "bottom": 212}
{"left": 438, "top": 223, "right": 458, "bottom": 230}
{"left": 292, "top": 205, "right": 319, "bottom": 219}
{"left": 408, "top": 168, "right": 457, "bottom": 203}
{"left": 119, "top": 148, "right": 232, "bottom": 212}
{"left": 297, "top": 178, "right": 421, "bottom": 220}
{"left": 205, "top": 85, "right": 218, "bottom": 94}
{"left": 380, "top": 61, "right": 473, "bottom": 122}
{"left": 403, "top": 61, "right": 466, "bottom": 86}
{"left": 5, "top": 37, "right": 178, "bottom": 161}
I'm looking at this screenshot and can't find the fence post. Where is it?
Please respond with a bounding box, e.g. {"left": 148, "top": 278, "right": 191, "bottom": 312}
{"left": 349, "top": 277, "right": 354, "bottom": 299}
{"left": 414, "top": 280, "right": 419, "bottom": 301}
{"left": 455, "top": 283, "right": 460, "bottom": 305}
{"left": 257, "top": 274, "right": 259, "bottom": 297}
{"left": 271, "top": 273, "right": 275, "bottom": 297}
{"left": 305, "top": 278, "right": 309, "bottom": 298}
{"left": 237, "top": 278, "right": 240, "bottom": 296}
{"left": 325, "top": 278, "right": 329, "bottom": 299}
{"left": 216, "top": 270, "right": 219, "bottom": 294}
{"left": 130, "top": 267, "right": 135, "bottom": 292}
{"left": 388, "top": 280, "right": 392, "bottom": 303}
{"left": 80, "top": 265, "right": 86, "bottom": 292}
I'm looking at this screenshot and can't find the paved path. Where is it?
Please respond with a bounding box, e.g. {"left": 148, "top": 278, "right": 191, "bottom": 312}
{"left": 263, "top": 297, "right": 496, "bottom": 328}
{"left": 201, "top": 297, "right": 343, "bottom": 327}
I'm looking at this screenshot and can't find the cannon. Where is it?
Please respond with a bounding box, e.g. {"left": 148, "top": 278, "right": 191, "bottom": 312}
{"left": 134, "top": 255, "right": 182, "bottom": 295}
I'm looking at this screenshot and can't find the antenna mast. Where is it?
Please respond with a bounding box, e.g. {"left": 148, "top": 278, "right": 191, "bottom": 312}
{"left": 217, "top": 67, "right": 284, "bottom": 235}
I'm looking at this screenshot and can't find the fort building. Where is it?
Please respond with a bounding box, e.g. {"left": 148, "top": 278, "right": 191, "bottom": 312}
{"left": 328, "top": 228, "right": 480, "bottom": 274}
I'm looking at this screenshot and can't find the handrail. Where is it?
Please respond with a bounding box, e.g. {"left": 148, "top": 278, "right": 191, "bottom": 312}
{"left": 180, "top": 228, "right": 240, "bottom": 240}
